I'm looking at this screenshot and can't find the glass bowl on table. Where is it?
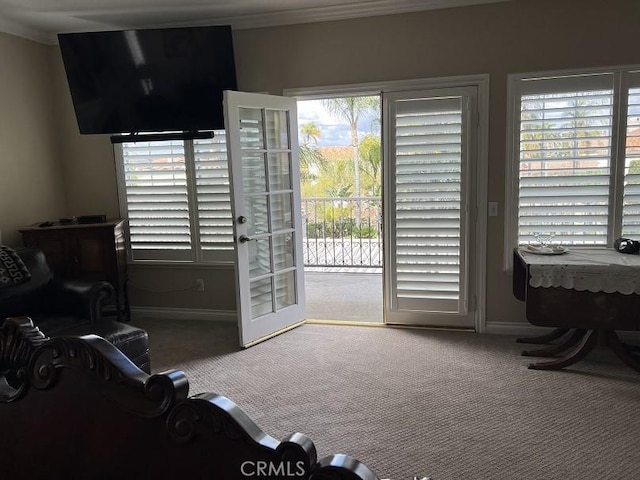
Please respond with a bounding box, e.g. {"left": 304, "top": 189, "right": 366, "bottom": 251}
{"left": 525, "top": 232, "right": 567, "bottom": 255}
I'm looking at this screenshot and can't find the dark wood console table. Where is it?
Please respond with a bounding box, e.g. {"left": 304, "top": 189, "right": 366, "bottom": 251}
{"left": 20, "top": 219, "right": 129, "bottom": 321}
{"left": 513, "top": 247, "right": 640, "bottom": 373}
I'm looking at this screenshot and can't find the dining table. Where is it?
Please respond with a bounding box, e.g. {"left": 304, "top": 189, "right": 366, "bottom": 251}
{"left": 512, "top": 246, "right": 640, "bottom": 373}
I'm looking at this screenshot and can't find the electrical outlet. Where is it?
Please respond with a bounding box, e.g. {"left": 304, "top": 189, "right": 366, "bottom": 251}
{"left": 195, "top": 279, "right": 205, "bottom": 292}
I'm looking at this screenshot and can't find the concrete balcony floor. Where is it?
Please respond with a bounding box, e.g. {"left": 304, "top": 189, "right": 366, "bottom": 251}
{"left": 303, "top": 267, "right": 383, "bottom": 323}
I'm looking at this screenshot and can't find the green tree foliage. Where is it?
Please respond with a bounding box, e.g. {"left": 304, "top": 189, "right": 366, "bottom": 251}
{"left": 359, "top": 134, "right": 382, "bottom": 196}
{"left": 298, "top": 121, "right": 326, "bottom": 183}
{"left": 322, "top": 96, "right": 380, "bottom": 198}
{"left": 300, "top": 121, "right": 320, "bottom": 145}
{"left": 320, "top": 157, "right": 354, "bottom": 197}
{"left": 629, "top": 159, "right": 640, "bottom": 175}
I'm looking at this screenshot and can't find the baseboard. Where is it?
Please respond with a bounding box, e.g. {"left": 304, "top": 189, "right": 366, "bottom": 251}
{"left": 130, "top": 307, "right": 236, "bottom": 323}
{"left": 484, "top": 321, "right": 554, "bottom": 337}
{"left": 484, "top": 321, "right": 640, "bottom": 342}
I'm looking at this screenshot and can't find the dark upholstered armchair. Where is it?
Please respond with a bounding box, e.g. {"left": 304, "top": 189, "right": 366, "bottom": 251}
{"left": 0, "top": 247, "right": 151, "bottom": 373}
{"left": 0, "top": 248, "right": 114, "bottom": 333}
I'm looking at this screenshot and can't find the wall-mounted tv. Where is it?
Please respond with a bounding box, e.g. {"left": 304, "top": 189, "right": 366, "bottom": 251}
{"left": 58, "top": 25, "right": 237, "bottom": 135}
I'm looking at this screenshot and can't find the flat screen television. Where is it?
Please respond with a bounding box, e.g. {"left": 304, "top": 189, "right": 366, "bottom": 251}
{"left": 58, "top": 26, "right": 237, "bottom": 135}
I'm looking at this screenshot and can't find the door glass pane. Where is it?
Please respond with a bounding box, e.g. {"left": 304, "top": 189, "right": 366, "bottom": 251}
{"left": 271, "top": 193, "right": 292, "bottom": 231}
{"left": 275, "top": 271, "right": 296, "bottom": 310}
{"left": 248, "top": 237, "right": 272, "bottom": 278}
{"left": 266, "top": 109, "right": 289, "bottom": 150}
{"left": 268, "top": 152, "right": 292, "bottom": 191}
{"left": 251, "top": 277, "right": 273, "bottom": 319}
{"left": 240, "top": 108, "right": 264, "bottom": 150}
{"left": 242, "top": 154, "right": 267, "bottom": 194}
{"left": 245, "top": 195, "right": 269, "bottom": 235}
{"left": 273, "top": 233, "right": 294, "bottom": 271}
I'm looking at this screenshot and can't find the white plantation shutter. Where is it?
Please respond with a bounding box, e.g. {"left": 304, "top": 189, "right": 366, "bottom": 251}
{"left": 516, "top": 74, "right": 615, "bottom": 245}
{"left": 622, "top": 84, "right": 640, "bottom": 237}
{"left": 121, "top": 140, "right": 192, "bottom": 260}
{"left": 388, "top": 92, "right": 469, "bottom": 316}
{"left": 194, "top": 133, "right": 234, "bottom": 260}
{"left": 118, "top": 132, "right": 234, "bottom": 262}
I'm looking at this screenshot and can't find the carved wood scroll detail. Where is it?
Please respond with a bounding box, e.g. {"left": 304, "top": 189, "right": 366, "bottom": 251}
{"left": 0, "top": 316, "right": 379, "bottom": 480}
{"left": 0, "top": 317, "right": 48, "bottom": 402}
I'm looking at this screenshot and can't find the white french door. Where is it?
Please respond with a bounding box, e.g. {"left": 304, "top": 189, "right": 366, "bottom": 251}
{"left": 224, "top": 91, "right": 306, "bottom": 347}
{"left": 384, "top": 87, "right": 478, "bottom": 328}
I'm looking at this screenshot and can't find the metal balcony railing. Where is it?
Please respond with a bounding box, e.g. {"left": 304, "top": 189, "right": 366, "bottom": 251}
{"left": 301, "top": 197, "right": 382, "bottom": 268}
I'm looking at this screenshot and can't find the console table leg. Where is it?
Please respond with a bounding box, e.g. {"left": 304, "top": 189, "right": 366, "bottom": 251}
{"left": 606, "top": 331, "right": 640, "bottom": 374}
{"left": 521, "top": 329, "right": 586, "bottom": 357}
{"left": 527, "top": 329, "right": 598, "bottom": 370}
{"left": 516, "top": 327, "right": 570, "bottom": 345}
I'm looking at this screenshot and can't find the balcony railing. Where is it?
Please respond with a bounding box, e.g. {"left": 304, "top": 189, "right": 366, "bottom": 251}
{"left": 302, "top": 197, "right": 382, "bottom": 268}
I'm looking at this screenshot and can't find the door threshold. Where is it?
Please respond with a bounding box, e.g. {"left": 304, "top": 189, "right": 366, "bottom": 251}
{"left": 385, "top": 323, "right": 475, "bottom": 333}
{"left": 305, "top": 319, "right": 474, "bottom": 332}
{"left": 305, "top": 319, "right": 385, "bottom": 327}
{"left": 243, "top": 321, "right": 305, "bottom": 347}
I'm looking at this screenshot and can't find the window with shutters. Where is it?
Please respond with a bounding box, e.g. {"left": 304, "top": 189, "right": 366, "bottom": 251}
{"left": 622, "top": 81, "right": 640, "bottom": 237}
{"left": 115, "top": 131, "right": 234, "bottom": 263}
{"left": 506, "top": 67, "right": 640, "bottom": 259}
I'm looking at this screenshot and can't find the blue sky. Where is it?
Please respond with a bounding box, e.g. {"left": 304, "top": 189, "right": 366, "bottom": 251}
{"left": 296, "top": 98, "right": 380, "bottom": 147}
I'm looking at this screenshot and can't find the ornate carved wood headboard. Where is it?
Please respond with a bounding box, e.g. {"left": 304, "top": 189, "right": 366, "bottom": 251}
{"left": 0, "top": 317, "right": 378, "bottom": 480}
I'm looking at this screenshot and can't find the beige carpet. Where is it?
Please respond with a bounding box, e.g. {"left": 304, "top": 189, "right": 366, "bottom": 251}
{"left": 132, "top": 318, "right": 640, "bottom": 480}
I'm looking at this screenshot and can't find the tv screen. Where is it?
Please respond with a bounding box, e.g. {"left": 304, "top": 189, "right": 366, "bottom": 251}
{"left": 58, "top": 26, "right": 237, "bottom": 135}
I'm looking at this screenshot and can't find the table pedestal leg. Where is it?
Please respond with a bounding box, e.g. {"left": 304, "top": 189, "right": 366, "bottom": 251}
{"left": 516, "top": 327, "right": 570, "bottom": 345}
{"left": 606, "top": 331, "right": 640, "bottom": 374}
{"left": 528, "top": 329, "right": 598, "bottom": 370}
{"left": 521, "top": 329, "right": 586, "bottom": 357}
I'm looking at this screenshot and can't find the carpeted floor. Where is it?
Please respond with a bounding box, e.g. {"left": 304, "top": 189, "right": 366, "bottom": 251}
{"left": 132, "top": 318, "right": 640, "bottom": 480}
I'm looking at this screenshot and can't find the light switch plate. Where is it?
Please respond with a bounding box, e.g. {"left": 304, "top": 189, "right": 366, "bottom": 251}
{"left": 488, "top": 202, "right": 498, "bottom": 217}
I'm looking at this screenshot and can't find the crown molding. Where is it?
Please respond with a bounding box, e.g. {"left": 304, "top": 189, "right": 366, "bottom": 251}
{"left": 0, "top": 16, "right": 53, "bottom": 44}
{"left": 0, "top": 0, "right": 509, "bottom": 45}
{"left": 178, "top": 0, "right": 509, "bottom": 31}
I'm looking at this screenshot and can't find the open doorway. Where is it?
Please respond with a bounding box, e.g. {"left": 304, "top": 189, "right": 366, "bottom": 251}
{"left": 296, "top": 95, "right": 383, "bottom": 323}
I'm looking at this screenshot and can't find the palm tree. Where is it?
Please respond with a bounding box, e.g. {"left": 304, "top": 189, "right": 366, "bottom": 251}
{"left": 299, "top": 121, "right": 325, "bottom": 182}
{"left": 301, "top": 121, "right": 321, "bottom": 145}
{"left": 359, "top": 134, "right": 382, "bottom": 196}
{"left": 322, "top": 96, "right": 379, "bottom": 223}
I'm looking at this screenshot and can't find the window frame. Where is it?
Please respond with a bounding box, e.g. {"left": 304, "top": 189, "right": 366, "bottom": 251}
{"left": 114, "top": 134, "right": 235, "bottom": 266}
{"left": 503, "top": 65, "right": 640, "bottom": 270}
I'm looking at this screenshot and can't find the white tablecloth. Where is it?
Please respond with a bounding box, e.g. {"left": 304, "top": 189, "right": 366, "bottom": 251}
{"left": 517, "top": 247, "right": 640, "bottom": 295}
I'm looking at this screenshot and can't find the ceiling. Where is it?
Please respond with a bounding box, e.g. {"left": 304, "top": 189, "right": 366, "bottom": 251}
{"left": 0, "top": 0, "right": 510, "bottom": 44}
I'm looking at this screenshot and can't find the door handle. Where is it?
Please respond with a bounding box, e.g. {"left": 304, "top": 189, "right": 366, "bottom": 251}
{"left": 239, "top": 235, "right": 255, "bottom": 244}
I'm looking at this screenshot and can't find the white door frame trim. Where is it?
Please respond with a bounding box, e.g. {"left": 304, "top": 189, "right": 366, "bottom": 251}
{"left": 284, "top": 74, "right": 489, "bottom": 333}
